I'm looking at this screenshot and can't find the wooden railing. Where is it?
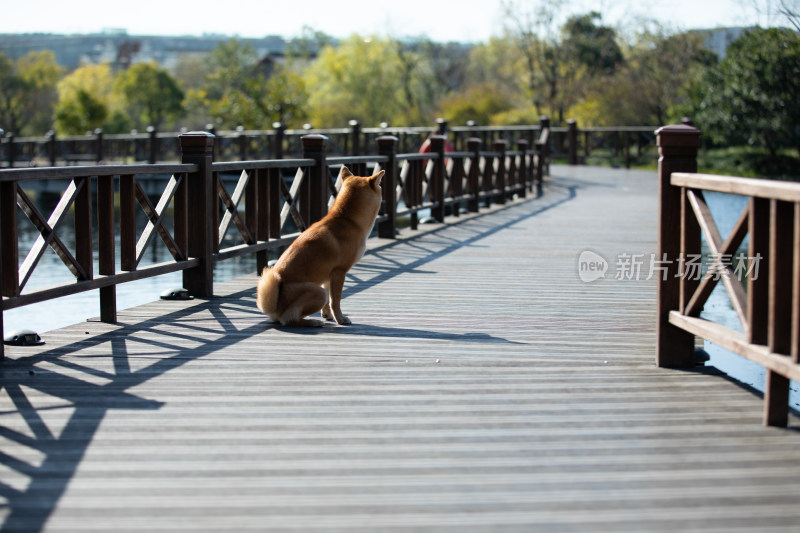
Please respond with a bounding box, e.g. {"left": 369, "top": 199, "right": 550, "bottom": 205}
{"left": 656, "top": 124, "right": 800, "bottom": 427}
{"left": 0, "top": 118, "right": 654, "bottom": 169}
{"left": 0, "top": 128, "right": 547, "bottom": 360}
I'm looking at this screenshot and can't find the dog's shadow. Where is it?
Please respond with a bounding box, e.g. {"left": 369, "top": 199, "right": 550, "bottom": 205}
{"left": 269, "top": 321, "right": 525, "bottom": 345}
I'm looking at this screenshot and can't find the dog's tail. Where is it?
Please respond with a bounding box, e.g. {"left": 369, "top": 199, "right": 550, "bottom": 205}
{"left": 256, "top": 267, "right": 282, "bottom": 320}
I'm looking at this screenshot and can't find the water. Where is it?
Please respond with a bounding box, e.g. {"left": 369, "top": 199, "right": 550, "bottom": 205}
{"left": 699, "top": 191, "right": 800, "bottom": 409}
{"left": 3, "top": 190, "right": 261, "bottom": 336}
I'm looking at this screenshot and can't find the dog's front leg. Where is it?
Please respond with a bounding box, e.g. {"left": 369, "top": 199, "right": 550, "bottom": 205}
{"left": 327, "top": 268, "right": 351, "bottom": 325}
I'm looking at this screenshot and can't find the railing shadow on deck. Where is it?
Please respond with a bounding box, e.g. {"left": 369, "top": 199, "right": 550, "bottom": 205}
{"left": 0, "top": 168, "right": 580, "bottom": 532}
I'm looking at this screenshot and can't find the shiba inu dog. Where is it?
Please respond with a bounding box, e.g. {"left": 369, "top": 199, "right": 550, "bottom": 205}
{"left": 256, "top": 167, "right": 384, "bottom": 326}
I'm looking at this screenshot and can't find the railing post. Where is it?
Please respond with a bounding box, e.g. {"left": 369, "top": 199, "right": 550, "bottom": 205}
{"left": 349, "top": 120, "right": 361, "bottom": 156}
{"left": 147, "top": 126, "right": 158, "bottom": 164}
{"left": 95, "top": 128, "right": 104, "bottom": 163}
{"left": 517, "top": 139, "right": 529, "bottom": 199}
{"left": 765, "top": 199, "right": 793, "bottom": 426}
{"left": 493, "top": 139, "right": 508, "bottom": 204}
{"left": 0, "top": 172, "right": 18, "bottom": 361}
{"left": 376, "top": 135, "right": 398, "bottom": 238}
{"left": 5, "top": 131, "right": 15, "bottom": 168}
{"left": 236, "top": 125, "right": 247, "bottom": 160}
{"left": 429, "top": 135, "right": 446, "bottom": 223}
{"left": 179, "top": 131, "right": 215, "bottom": 297}
{"left": 567, "top": 119, "right": 578, "bottom": 165}
{"left": 47, "top": 130, "right": 57, "bottom": 166}
{"left": 467, "top": 137, "right": 481, "bottom": 213}
{"left": 272, "top": 122, "right": 285, "bottom": 159}
{"left": 656, "top": 124, "right": 701, "bottom": 368}
{"left": 302, "top": 134, "right": 329, "bottom": 226}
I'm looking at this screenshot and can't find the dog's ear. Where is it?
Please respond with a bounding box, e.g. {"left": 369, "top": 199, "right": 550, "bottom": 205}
{"left": 370, "top": 170, "right": 384, "bottom": 190}
{"left": 341, "top": 166, "right": 354, "bottom": 180}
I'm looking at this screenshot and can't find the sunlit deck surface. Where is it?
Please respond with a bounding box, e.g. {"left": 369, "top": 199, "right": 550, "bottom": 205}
{"left": 3, "top": 165, "right": 800, "bottom": 532}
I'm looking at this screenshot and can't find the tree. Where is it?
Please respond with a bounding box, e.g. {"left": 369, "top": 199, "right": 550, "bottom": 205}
{"left": 500, "top": 1, "right": 623, "bottom": 124}
{"left": 579, "top": 30, "right": 715, "bottom": 126}
{"left": 114, "top": 62, "right": 184, "bottom": 130}
{"left": 696, "top": 27, "right": 800, "bottom": 156}
{"left": 189, "top": 39, "right": 308, "bottom": 129}
{"left": 54, "top": 63, "right": 117, "bottom": 134}
{"left": 0, "top": 50, "right": 61, "bottom": 135}
{"left": 304, "top": 35, "right": 409, "bottom": 127}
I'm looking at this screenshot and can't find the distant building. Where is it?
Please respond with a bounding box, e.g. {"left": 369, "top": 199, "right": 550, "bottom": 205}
{"left": 0, "top": 30, "right": 290, "bottom": 71}
{"left": 693, "top": 27, "right": 753, "bottom": 58}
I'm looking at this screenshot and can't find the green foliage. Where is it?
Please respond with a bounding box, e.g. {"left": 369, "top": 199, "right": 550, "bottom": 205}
{"left": 54, "top": 64, "right": 116, "bottom": 134}
{"left": 114, "top": 62, "right": 184, "bottom": 129}
{"left": 578, "top": 30, "right": 715, "bottom": 126}
{"left": 304, "top": 35, "right": 409, "bottom": 127}
{"left": 190, "top": 39, "right": 308, "bottom": 129}
{"left": 0, "top": 50, "right": 61, "bottom": 135}
{"left": 438, "top": 83, "right": 516, "bottom": 125}
{"left": 695, "top": 27, "right": 800, "bottom": 157}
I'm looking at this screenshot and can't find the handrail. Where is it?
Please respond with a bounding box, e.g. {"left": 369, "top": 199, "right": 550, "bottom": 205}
{"left": 0, "top": 117, "right": 652, "bottom": 169}
{"left": 1, "top": 126, "right": 549, "bottom": 360}
{"left": 656, "top": 124, "right": 800, "bottom": 427}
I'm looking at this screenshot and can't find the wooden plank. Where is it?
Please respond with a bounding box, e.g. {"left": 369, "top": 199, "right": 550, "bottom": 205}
{"left": 0, "top": 163, "right": 197, "bottom": 182}
{"left": 669, "top": 312, "right": 800, "bottom": 382}
{"left": 673, "top": 172, "right": 800, "bottom": 203}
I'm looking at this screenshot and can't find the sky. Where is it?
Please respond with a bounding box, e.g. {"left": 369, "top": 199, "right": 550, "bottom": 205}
{"left": 0, "top": 0, "right": 786, "bottom": 42}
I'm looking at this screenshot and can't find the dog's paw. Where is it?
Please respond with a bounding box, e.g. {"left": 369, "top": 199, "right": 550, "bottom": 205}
{"left": 336, "top": 316, "right": 352, "bottom": 325}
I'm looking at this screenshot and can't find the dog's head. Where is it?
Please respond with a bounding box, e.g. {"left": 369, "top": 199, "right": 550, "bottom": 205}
{"left": 341, "top": 166, "right": 383, "bottom": 192}
{"left": 333, "top": 166, "right": 384, "bottom": 221}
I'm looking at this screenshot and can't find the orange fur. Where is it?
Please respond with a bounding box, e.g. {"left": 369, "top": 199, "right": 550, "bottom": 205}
{"left": 256, "top": 167, "right": 384, "bottom": 326}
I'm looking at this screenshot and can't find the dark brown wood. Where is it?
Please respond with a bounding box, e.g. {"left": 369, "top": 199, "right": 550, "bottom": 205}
{"left": 683, "top": 199, "right": 749, "bottom": 321}
{"left": 748, "top": 197, "right": 770, "bottom": 345}
{"left": 97, "top": 174, "right": 116, "bottom": 323}
{"left": 302, "top": 134, "right": 328, "bottom": 226}
{"left": 567, "top": 119, "right": 578, "bottom": 165}
{"left": 466, "top": 138, "right": 481, "bottom": 213}
{"left": 174, "top": 172, "right": 188, "bottom": 263}
{"left": 679, "top": 188, "right": 702, "bottom": 316}
{"left": 764, "top": 370, "right": 791, "bottom": 427}
{"left": 765, "top": 199, "right": 794, "bottom": 426}
{"left": 119, "top": 174, "right": 137, "bottom": 271}
{"left": 134, "top": 177, "right": 184, "bottom": 264}
{"left": 794, "top": 203, "right": 800, "bottom": 363}
{"left": 254, "top": 168, "right": 269, "bottom": 273}
{"left": 267, "top": 167, "right": 281, "bottom": 241}
{"left": 180, "top": 132, "right": 216, "bottom": 298}
{"left": 73, "top": 176, "right": 92, "bottom": 281}
{"left": 0, "top": 180, "right": 18, "bottom": 298}
{"left": 429, "top": 136, "right": 446, "bottom": 222}
{"left": 516, "top": 139, "right": 528, "bottom": 198}
{"left": 0, "top": 164, "right": 195, "bottom": 182}
{"left": 377, "top": 136, "right": 398, "bottom": 239}
{"left": 16, "top": 183, "right": 86, "bottom": 288}
{"left": 217, "top": 171, "right": 254, "bottom": 247}
{"left": 769, "top": 200, "right": 793, "bottom": 354}
{"left": 2, "top": 258, "right": 201, "bottom": 310}
{"left": 656, "top": 124, "right": 701, "bottom": 368}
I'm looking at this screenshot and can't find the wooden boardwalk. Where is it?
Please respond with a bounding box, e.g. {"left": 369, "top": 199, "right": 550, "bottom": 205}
{"left": 2, "top": 166, "right": 800, "bottom": 532}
